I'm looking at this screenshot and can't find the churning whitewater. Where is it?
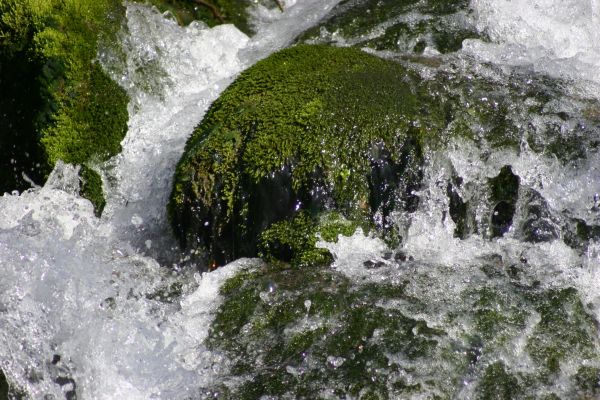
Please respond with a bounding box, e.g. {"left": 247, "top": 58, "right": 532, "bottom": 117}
{"left": 2, "top": 0, "right": 600, "bottom": 398}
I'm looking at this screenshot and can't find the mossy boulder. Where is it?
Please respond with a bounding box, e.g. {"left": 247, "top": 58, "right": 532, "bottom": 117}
{"left": 199, "top": 252, "right": 600, "bottom": 398}
{"left": 204, "top": 261, "right": 450, "bottom": 399}
{"left": 134, "top": 0, "right": 282, "bottom": 35}
{"left": 0, "top": 0, "right": 129, "bottom": 214}
{"left": 298, "top": 0, "right": 481, "bottom": 54}
{"left": 169, "top": 44, "right": 448, "bottom": 266}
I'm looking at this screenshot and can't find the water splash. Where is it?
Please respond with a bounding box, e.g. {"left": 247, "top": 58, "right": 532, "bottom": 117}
{"left": 3, "top": 0, "right": 600, "bottom": 397}
{"left": 465, "top": 0, "right": 600, "bottom": 97}
{"left": 0, "top": 1, "right": 341, "bottom": 398}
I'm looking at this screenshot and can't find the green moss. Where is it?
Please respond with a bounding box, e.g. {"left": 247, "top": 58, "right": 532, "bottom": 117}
{"left": 0, "top": 0, "right": 129, "bottom": 212}
{"left": 467, "top": 286, "right": 527, "bottom": 344}
{"left": 170, "top": 44, "right": 442, "bottom": 265}
{"left": 205, "top": 262, "right": 448, "bottom": 399}
{"left": 476, "top": 362, "right": 522, "bottom": 400}
{"left": 526, "top": 288, "right": 598, "bottom": 374}
{"left": 258, "top": 211, "right": 321, "bottom": 267}
{"left": 258, "top": 211, "right": 362, "bottom": 267}
{"left": 79, "top": 166, "right": 105, "bottom": 217}
{"left": 573, "top": 366, "right": 600, "bottom": 397}
{"left": 41, "top": 62, "right": 128, "bottom": 166}
{"left": 205, "top": 255, "right": 600, "bottom": 398}
{"left": 318, "top": 212, "right": 361, "bottom": 242}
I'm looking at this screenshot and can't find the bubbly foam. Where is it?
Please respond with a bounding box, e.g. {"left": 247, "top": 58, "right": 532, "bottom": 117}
{"left": 0, "top": 1, "right": 341, "bottom": 397}
{"left": 3, "top": 0, "right": 600, "bottom": 397}
{"left": 465, "top": 0, "right": 600, "bottom": 97}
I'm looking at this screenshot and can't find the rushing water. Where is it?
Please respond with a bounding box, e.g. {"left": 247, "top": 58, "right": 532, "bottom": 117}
{"left": 2, "top": 0, "right": 600, "bottom": 398}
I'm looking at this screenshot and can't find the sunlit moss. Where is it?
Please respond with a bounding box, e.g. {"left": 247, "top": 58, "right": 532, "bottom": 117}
{"left": 0, "top": 0, "right": 128, "bottom": 213}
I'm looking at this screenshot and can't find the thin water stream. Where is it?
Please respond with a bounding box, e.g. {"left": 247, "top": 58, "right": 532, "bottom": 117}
{"left": 2, "top": 0, "right": 600, "bottom": 398}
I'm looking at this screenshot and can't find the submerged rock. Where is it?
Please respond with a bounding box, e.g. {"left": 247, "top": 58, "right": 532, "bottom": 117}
{"left": 201, "top": 255, "right": 600, "bottom": 399}
{"left": 446, "top": 164, "right": 561, "bottom": 242}
{"left": 169, "top": 44, "right": 446, "bottom": 266}
{"left": 0, "top": 0, "right": 129, "bottom": 215}
{"left": 298, "top": 0, "right": 481, "bottom": 54}
{"left": 134, "top": 0, "right": 282, "bottom": 35}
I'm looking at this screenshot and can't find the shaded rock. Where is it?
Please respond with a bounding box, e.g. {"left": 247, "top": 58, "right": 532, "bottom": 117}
{"left": 488, "top": 165, "right": 519, "bottom": 238}
{"left": 516, "top": 188, "right": 560, "bottom": 243}
{"left": 446, "top": 171, "right": 478, "bottom": 238}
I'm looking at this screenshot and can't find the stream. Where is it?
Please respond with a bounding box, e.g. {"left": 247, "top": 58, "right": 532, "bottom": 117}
{"left": 2, "top": 0, "right": 600, "bottom": 398}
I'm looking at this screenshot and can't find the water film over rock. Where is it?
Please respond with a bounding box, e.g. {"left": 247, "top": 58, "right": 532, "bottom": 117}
{"left": 298, "top": 0, "right": 481, "bottom": 54}
{"left": 2, "top": 0, "right": 600, "bottom": 399}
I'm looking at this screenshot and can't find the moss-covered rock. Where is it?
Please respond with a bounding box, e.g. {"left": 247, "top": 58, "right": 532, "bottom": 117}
{"left": 298, "top": 0, "right": 481, "bottom": 54}
{"left": 0, "top": 368, "right": 25, "bottom": 400}
{"left": 476, "top": 362, "right": 522, "bottom": 400}
{"left": 134, "top": 0, "right": 282, "bottom": 35}
{"left": 169, "top": 44, "right": 447, "bottom": 266}
{"left": 200, "top": 254, "right": 600, "bottom": 399}
{"left": 0, "top": 0, "right": 129, "bottom": 213}
{"left": 204, "top": 262, "right": 450, "bottom": 399}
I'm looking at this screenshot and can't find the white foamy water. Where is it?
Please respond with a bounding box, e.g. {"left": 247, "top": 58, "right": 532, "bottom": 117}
{"left": 464, "top": 0, "right": 600, "bottom": 98}
{"left": 101, "top": 0, "right": 340, "bottom": 259}
{"left": 3, "top": 0, "right": 600, "bottom": 397}
{"left": 0, "top": 1, "right": 340, "bottom": 398}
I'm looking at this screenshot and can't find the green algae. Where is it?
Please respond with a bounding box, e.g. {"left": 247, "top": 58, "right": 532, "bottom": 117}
{"left": 169, "top": 44, "right": 443, "bottom": 266}
{"left": 0, "top": 0, "right": 128, "bottom": 214}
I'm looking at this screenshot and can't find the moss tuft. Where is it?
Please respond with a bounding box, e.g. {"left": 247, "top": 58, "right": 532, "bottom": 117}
{"left": 79, "top": 166, "right": 105, "bottom": 217}
{"left": 258, "top": 211, "right": 333, "bottom": 267}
